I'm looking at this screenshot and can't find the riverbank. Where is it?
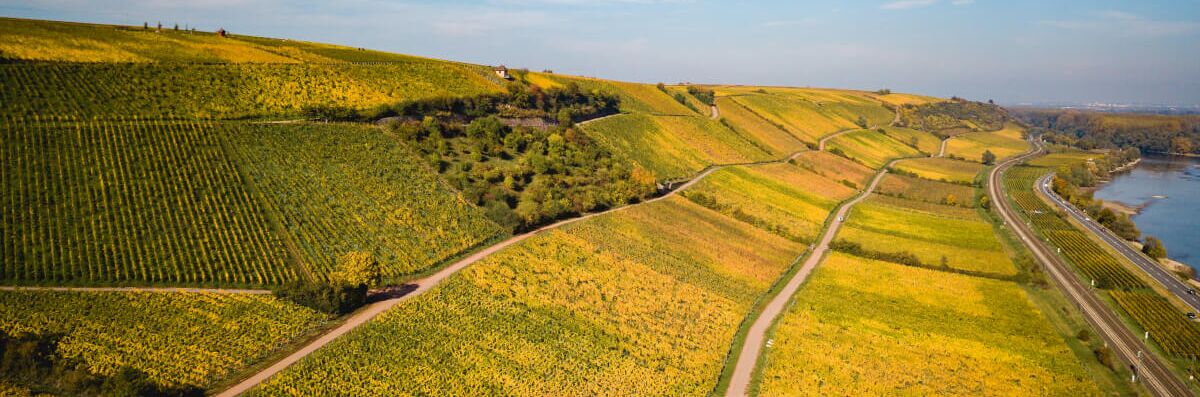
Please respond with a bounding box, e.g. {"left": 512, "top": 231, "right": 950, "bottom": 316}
{"left": 1093, "top": 153, "right": 1200, "bottom": 276}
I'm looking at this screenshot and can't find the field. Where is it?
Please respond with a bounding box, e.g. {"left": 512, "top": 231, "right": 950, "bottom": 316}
{"left": 0, "top": 120, "right": 503, "bottom": 286}
{"left": 0, "top": 290, "right": 325, "bottom": 389}
{"left": 825, "top": 129, "right": 921, "bottom": 169}
{"left": 876, "top": 92, "right": 943, "bottom": 107}
{"left": 879, "top": 126, "right": 941, "bottom": 154}
{"left": 755, "top": 252, "right": 1101, "bottom": 396}
{"left": 715, "top": 96, "right": 809, "bottom": 155}
{"left": 1110, "top": 291, "right": 1200, "bottom": 358}
{"left": 580, "top": 113, "right": 772, "bottom": 180}
{"left": 724, "top": 93, "right": 856, "bottom": 144}
{"left": 248, "top": 197, "right": 803, "bottom": 396}
{"left": 0, "top": 62, "right": 502, "bottom": 119}
{"left": 1003, "top": 166, "right": 1146, "bottom": 289}
{"left": 225, "top": 123, "right": 503, "bottom": 281}
{"left": 790, "top": 151, "right": 876, "bottom": 189}
{"left": 892, "top": 157, "right": 983, "bottom": 184}
{"left": 877, "top": 173, "right": 977, "bottom": 207}
{"left": 682, "top": 163, "right": 854, "bottom": 243}
{"left": 838, "top": 196, "right": 1017, "bottom": 276}
{"left": 1, "top": 119, "right": 296, "bottom": 285}
{"left": 549, "top": 75, "right": 695, "bottom": 115}
{"left": 945, "top": 123, "right": 1030, "bottom": 163}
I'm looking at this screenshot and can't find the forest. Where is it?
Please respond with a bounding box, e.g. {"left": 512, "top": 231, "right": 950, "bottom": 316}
{"left": 1015, "top": 109, "right": 1200, "bottom": 155}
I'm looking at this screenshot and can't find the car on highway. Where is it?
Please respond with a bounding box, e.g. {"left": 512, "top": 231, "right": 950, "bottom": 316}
{"left": 1188, "top": 289, "right": 1196, "bottom": 296}
{"left": 1188, "top": 312, "right": 1197, "bottom": 320}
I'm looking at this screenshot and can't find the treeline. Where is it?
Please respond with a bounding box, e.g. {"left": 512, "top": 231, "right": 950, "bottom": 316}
{"left": 897, "top": 98, "right": 1008, "bottom": 138}
{"left": 681, "top": 191, "right": 805, "bottom": 243}
{"left": 0, "top": 331, "right": 202, "bottom": 396}
{"left": 1015, "top": 109, "right": 1200, "bottom": 155}
{"left": 383, "top": 86, "right": 655, "bottom": 233}
{"left": 1051, "top": 175, "right": 1140, "bottom": 242}
{"left": 303, "top": 81, "right": 620, "bottom": 123}
{"left": 829, "top": 240, "right": 1021, "bottom": 282}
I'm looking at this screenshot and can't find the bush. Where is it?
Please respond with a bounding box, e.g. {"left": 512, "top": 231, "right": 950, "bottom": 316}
{"left": 275, "top": 281, "right": 368, "bottom": 315}
{"left": 1142, "top": 236, "right": 1168, "bottom": 259}
{"left": 981, "top": 150, "right": 996, "bottom": 165}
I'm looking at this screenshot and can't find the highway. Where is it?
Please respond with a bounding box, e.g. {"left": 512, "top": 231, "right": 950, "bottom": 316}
{"left": 990, "top": 139, "right": 1193, "bottom": 397}
{"left": 1036, "top": 173, "right": 1200, "bottom": 313}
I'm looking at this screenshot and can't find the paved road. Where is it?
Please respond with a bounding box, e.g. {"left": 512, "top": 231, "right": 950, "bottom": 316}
{"left": 1036, "top": 174, "right": 1200, "bottom": 312}
{"left": 216, "top": 149, "right": 811, "bottom": 396}
{"left": 0, "top": 286, "right": 271, "bottom": 294}
{"left": 724, "top": 159, "right": 894, "bottom": 397}
{"left": 990, "top": 139, "right": 1192, "bottom": 397}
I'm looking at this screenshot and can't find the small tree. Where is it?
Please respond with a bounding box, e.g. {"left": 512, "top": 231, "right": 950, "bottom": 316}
{"left": 332, "top": 251, "right": 381, "bottom": 288}
{"left": 977, "top": 194, "right": 990, "bottom": 209}
{"left": 942, "top": 194, "right": 958, "bottom": 206}
{"left": 981, "top": 150, "right": 996, "bottom": 165}
{"left": 1142, "top": 236, "right": 1168, "bottom": 259}
{"left": 855, "top": 115, "right": 868, "bottom": 128}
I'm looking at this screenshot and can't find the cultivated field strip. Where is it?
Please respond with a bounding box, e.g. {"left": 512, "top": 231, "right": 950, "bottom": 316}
{"left": 1, "top": 118, "right": 294, "bottom": 285}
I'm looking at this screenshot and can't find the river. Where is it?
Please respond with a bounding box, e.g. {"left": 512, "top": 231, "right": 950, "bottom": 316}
{"left": 1094, "top": 154, "right": 1200, "bottom": 272}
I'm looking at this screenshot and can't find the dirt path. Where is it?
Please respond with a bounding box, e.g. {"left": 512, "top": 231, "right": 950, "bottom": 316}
{"left": 723, "top": 158, "right": 895, "bottom": 397}
{"left": 215, "top": 149, "right": 810, "bottom": 396}
{"left": 0, "top": 286, "right": 271, "bottom": 294}
{"left": 817, "top": 129, "right": 855, "bottom": 151}
{"left": 710, "top": 104, "right": 720, "bottom": 120}
{"left": 938, "top": 136, "right": 951, "bottom": 157}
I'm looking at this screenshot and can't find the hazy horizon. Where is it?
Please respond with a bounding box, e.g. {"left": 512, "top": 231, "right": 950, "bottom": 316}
{"left": 3, "top": 0, "right": 1198, "bottom": 105}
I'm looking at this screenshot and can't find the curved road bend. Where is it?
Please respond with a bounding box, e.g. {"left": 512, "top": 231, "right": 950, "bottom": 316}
{"left": 724, "top": 158, "right": 895, "bottom": 397}
{"left": 217, "top": 149, "right": 813, "bottom": 396}
{"left": 711, "top": 104, "right": 720, "bottom": 120}
{"left": 1036, "top": 174, "right": 1200, "bottom": 312}
{"left": 990, "top": 140, "right": 1192, "bottom": 397}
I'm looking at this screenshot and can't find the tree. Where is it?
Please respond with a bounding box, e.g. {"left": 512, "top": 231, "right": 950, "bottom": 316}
{"left": 942, "top": 194, "right": 958, "bottom": 206}
{"left": 1171, "top": 136, "right": 1193, "bottom": 154}
{"left": 981, "top": 150, "right": 996, "bottom": 165}
{"left": 855, "top": 115, "right": 869, "bottom": 128}
{"left": 977, "top": 194, "right": 991, "bottom": 209}
{"left": 1143, "top": 236, "right": 1168, "bottom": 259}
{"left": 332, "top": 251, "right": 381, "bottom": 288}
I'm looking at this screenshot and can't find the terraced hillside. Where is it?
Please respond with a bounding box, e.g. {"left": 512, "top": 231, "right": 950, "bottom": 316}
{"left": 892, "top": 157, "right": 984, "bottom": 184}
{"left": 824, "top": 129, "right": 922, "bottom": 169}
{"left": 945, "top": 123, "right": 1030, "bottom": 163}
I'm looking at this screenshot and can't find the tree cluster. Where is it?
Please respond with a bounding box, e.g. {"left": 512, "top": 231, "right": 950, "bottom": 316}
{"left": 0, "top": 331, "right": 202, "bottom": 396}
{"left": 275, "top": 252, "right": 378, "bottom": 315}
{"left": 685, "top": 86, "right": 715, "bottom": 106}
{"left": 385, "top": 87, "right": 655, "bottom": 233}
{"left": 897, "top": 100, "right": 1009, "bottom": 138}
{"left": 1051, "top": 175, "right": 1141, "bottom": 241}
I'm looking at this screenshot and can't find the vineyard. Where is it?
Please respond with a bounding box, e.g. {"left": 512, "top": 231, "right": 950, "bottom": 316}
{"left": 723, "top": 93, "right": 856, "bottom": 144}
{"left": 0, "top": 62, "right": 501, "bottom": 119}
{"left": 580, "top": 112, "right": 772, "bottom": 180}
{"left": 1, "top": 118, "right": 296, "bottom": 285}
{"left": 681, "top": 163, "right": 851, "bottom": 243}
{"left": 1003, "top": 166, "right": 1146, "bottom": 289}
{"left": 755, "top": 252, "right": 1101, "bottom": 396}
{"left": 248, "top": 197, "right": 803, "bottom": 395}
{"left": 892, "top": 157, "right": 984, "bottom": 184}
{"left": 224, "top": 123, "right": 503, "bottom": 281}
{"left": 1110, "top": 290, "right": 1200, "bottom": 358}
{"left": 714, "top": 96, "right": 809, "bottom": 155}
{"left": 824, "top": 129, "right": 921, "bottom": 169}
{"left": 0, "top": 290, "right": 325, "bottom": 389}
{"left": 877, "top": 173, "right": 977, "bottom": 208}
{"left": 1027, "top": 150, "right": 1099, "bottom": 169}
{"left": 944, "top": 123, "right": 1030, "bottom": 163}
{"left": 548, "top": 75, "right": 695, "bottom": 115}
{"left": 875, "top": 92, "right": 943, "bottom": 107}
{"left": 789, "top": 151, "right": 877, "bottom": 189}
{"left": 879, "top": 126, "right": 942, "bottom": 154}
{"left": 837, "top": 195, "right": 1017, "bottom": 277}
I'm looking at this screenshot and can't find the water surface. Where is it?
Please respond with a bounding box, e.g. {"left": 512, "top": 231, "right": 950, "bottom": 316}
{"left": 1094, "top": 154, "right": 1200, "bottom": 272}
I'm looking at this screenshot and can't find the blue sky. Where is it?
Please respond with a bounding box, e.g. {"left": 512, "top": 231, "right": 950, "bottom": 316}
{"left": 3, "top": 0, "right": 1198, "bottom": 105}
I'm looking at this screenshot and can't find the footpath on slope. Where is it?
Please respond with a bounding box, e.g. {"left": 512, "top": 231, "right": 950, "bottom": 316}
{"left": 710, "top": 104, "right": 720, "bottom": 120}
{"left": 990, "top": 139, "right": 1193, "bottom": 397}
{"left": 216, "top": 148, "right": 811, "bottom": 396}
{"left": 723, "top": 156, "right": 899, "bottom": 397}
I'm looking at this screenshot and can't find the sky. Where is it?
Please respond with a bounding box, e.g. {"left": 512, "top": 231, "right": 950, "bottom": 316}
{"left": 3, "top": 0, "right": 1199, "bottom": 105}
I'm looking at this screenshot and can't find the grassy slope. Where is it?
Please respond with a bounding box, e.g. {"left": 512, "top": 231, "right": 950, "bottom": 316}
{"left": 755, "top": 252, "right": 1102, "bottom": 396}
{"left": 879, "top": 126, "right": 941, "bottom": 154}
{"left": 825, "top": 129, "right": 921, "bottom": 169}
{"left": 714, "top": 96, "right": 809, "bottom": 155}
{"left": 248, "top": 197, "right": 804, "bottom": 396}
{"left": 877, "top": 173, "right": 977, "bottom": 207}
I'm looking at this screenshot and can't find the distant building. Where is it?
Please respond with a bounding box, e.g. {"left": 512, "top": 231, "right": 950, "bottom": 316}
{"left": 216, "top": 28, "right": 227, "bottom": 38}
{"left": 494, "top": 65, "right": 511, "bottom": 80}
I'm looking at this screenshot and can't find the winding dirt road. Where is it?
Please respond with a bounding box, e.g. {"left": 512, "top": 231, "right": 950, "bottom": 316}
{"left": 723, "top": 158, "right": 896, "bottom": 397}
{"left": 216, "top": 150, "right": 811, "bottom": 396}
{"left": 711, "top": 104, "right": 720, "bottom": 120}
